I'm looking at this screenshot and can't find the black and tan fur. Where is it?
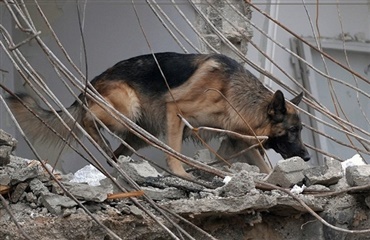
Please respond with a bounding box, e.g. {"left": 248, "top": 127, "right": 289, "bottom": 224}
{"left": 6, "top": 52, "right": 310, "bottom": 178}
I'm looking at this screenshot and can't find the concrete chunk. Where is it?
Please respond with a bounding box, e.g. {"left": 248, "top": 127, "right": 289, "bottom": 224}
{"left": 0, "top": 129, "right": 17, "bottom": 148}
{"left": 0, "top": 146, "right": 12, "bottom": 166}
{"left": 142, "top": 186, "right": 186, "bottom": 201}
{"left": 160, "top": 191, "right": 324, "bottom": 217}
{"left": 29, "top": 178, "right": 50, "bottom": 196}
{"left": 40, "top": 193, "right": 78, "bottom": 215}
{"left": 10, "top": 182, "right": 29, "bottom": 203}
{"left": 115, "top": 156, "right": 161, "bottom": 185}
{"left": 305, "top": 184, "right": 331, "bottom": 192}
{"left": 346, "top": 165, "right": 370, "bottom": 187}
{"left": 265, "top": 157, "right": 310, "bottom": 188}
{"left": 0, "top": 130, "right": 17, "bottom": 166}
{"left": 65, "top": 182, "right": 109, "bottom": 202}
{"left": 230, "top": 162, "right": 260, "bottom": 173}
{"left": 216, "top": 171, "right": 256, "bottom": 197}
{"left": 304, "top": 158, "right": 343, "bottom": 186}
{"left": 0, "top": 173, "right": 11, "bottom": 186}
{"left": 10, "top": 164, "right": 41, "bottom": 185}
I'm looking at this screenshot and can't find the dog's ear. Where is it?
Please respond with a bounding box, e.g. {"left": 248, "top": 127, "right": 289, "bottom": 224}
{"left": 290, "top": 92, "right": 304, "bottom": 106}
{"left": 268, "top": 90, "right": 286, "bottom": 122}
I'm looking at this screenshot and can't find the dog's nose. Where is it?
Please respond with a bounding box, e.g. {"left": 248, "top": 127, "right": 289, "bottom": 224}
{"left": 301, "top": 150, "right": 311, "bottom": 161}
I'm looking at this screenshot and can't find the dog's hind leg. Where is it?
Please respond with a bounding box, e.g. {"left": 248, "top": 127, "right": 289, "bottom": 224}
{"left": 85, "top": 82, "right": 141, "bottom": 158}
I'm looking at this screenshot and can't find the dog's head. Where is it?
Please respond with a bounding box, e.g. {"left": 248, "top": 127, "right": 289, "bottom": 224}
{"left": 263, "top": 90, "right": 310, "bottom": 161}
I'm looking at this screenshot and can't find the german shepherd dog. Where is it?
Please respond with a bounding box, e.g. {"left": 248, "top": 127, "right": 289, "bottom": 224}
{"left": 6, "top": 52, "right": 310, "bottom": 178}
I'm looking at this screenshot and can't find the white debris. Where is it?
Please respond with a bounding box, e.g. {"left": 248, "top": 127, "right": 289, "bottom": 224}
{"left": 223, "top": 176, "right": 232, "bottom": 184}
{"left": 70, "top": 164, "right": 106, "bottom": 186}
{"left": 341, "top": 154, "right": 367, "bottom": 171}
{"left": 290, "top": 184, "right": 306, "bottom": 194}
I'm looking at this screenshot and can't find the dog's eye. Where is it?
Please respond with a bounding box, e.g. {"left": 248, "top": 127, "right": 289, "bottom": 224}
{"left": 289, "top": 126, "right": 299, "bottom": 132}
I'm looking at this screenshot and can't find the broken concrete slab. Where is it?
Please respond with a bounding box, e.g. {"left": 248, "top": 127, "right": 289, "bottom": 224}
{"left": 268, "top": 190, "right": 326, "bottom": 216}
{"left": 265, "top": 157, "right": 310, "bottom": 188}
{"left": 216, "top": 170, "right": 256, "bottom": 197}
{"left": 229, "top": 162, "right": 260, "bottom": 174}
{"left": 142, "top": 186, "right": 187, "bottom": 201}
{"left": 0, "top": 129, "right": 17, "bottom": 147}
{"left": 29, "top": 178, "right": 50, "bottom": 196}
{"left": 9, "top": 163, "right": 41, "bottom": 185}
{"left": 118, "top": 156, "right": 161, "bottom": 180}
{"left": 160, "top": 191, "right": 325, "bottom": 217}
{"left": 305, "top": 184, "right": 331, "bottom": 192}
{"left": 346, "top": 165, "right": 370, "bottom": 187}
{"left": 0, "top": 146, "right": 12, "bottom": 166}
{"left": 0, "top": 173, "right": 11, "bottom": 186}
{"left": 144, "top": 176, "right": 206, "bottom": 193}
{"left": 0, "top": 130, "right": 17, "bottom": 167}
{"left": 161, "top": 192, "right": 275, "bottom": 217}
{"left": 304, "top": 158, "right": 343, "bottom": 186}
{"left": 330, "top": 177, "right": 350, "bottom": 191}
{"left": 10, "top": 182, "right": 28, "bottom": 203}
{"left": 127, "top": 205, "right": 145, "bottom": 218}
{"left": 114, "top": 156, "right": 162, "bottom": 188}
{"left": 64, "top": 182, "right": 111, "bottom": 202}
{"left": 40, "top": 193, "right": 79, "bottom": 215}
{"left": 3, "top": 145, "right": 370, "bottom": 239}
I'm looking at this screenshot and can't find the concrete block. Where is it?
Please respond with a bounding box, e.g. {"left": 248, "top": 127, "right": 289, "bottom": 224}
{"left": 346, "top": 165, "right": 370, "bottom": 187}
{"left": 64, "top": 182, "right": 109, "bottom": 202}
{"left": 0, "top": 146, "right": 12, "bottom": 166}
{"left": 142, "top": 186, "right": 186, "bottom": 201}
{"left": 304, "top": 158, "right": 343, "bottom": 186}
{"left": 305, "top": 184, "right": 331, "bottom": 192}
{"left": 156, "top": 176, "right": 205, "bottom": 192}
{"left": 230, "top": 162, "right": 260, "bottom": 173}
{"left": 217, "top": 170, "right": 256, "bottom": 197}
{"left": 0, "top": 129, "right": 17, "bottom": 147}
{"left": 329, "top": 177, "right": 350, "bottom": 191}
{"left": 0, "top": 130, "right": 17, "bottom": 166}
{"left": 265, "top": 157, "right": 310, "bottom": 188}
{"left": 10, "top": 164, "right": 41, "bottom": 185}
{"left": 128, "top": 205, "right": 145, "bottom": 219}
{"left": 115, "top": 156, "right": 161, "bottom": 185}
{"left": 0, "top": 173, "right": 11, "bottom": 185}
{"left": 40, "top": 193, "right": 78, "bottom": 215}
{"left": 29, "top": 178, "right": 50, "bottom": 196}
{"left": 10, "top": 182, "right": 29, "bottom": 203}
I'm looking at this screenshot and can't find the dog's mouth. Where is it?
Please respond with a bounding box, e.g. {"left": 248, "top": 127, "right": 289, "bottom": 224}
{"left": 281, "top": 151, "right": 311, "bottom": 161}
{"left": 276, "top": 143, "right": 311, "bottom": 161}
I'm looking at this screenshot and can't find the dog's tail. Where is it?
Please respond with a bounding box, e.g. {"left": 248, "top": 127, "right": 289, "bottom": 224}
{"left": 6, "top": 93, "right": 84, "bottom": 152}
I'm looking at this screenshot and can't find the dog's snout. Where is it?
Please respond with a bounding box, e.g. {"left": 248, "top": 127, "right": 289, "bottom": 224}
{"left": 301, "top": 150, "right": 311, "bottom": 161}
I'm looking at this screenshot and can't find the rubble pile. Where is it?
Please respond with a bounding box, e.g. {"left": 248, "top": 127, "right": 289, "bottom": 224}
{"left": 1, "top": 131, "right": 370, "bottom": 240}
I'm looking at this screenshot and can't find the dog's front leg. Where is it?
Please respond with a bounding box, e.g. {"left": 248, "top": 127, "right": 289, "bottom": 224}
{"left": 166, "top": 103, "right": 192, "bottom": 179}
{"left": 243, "top": 148, "right": 272, "bottom": 174}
